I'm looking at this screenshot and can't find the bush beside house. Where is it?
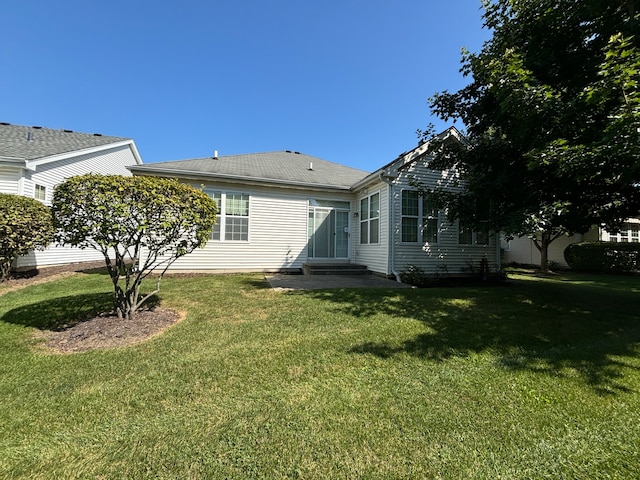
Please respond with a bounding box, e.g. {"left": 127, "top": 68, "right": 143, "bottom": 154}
{"left": 0, "top": 193, "right": 54, "bottom": 281}
{"left": 564, "top": 242, "right": 640, "bottom": 273}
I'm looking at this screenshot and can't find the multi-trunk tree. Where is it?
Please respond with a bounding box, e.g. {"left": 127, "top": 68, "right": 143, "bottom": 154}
{"left": 420, "top": 0, "right": 640, "bottom": 271}
{"left": 52, "top": 174, "right": 217, "bottom": 319}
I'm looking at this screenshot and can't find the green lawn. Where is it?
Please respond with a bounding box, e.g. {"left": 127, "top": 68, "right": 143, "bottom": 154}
{"left": 1, "top": 270, "right": 639, "bottom": 479}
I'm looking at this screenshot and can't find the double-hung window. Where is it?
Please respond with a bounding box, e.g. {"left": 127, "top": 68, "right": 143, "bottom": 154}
{"left": 401, "top": 190, "right": 438, "bottom": 243}
{"left": 34, "top": 184, "right": 46, "bottom": 202}
{"left": 422, "top": 196, "right": 438, "bottom": 244}
{"left": 360, "top": 192, "right": 380, "bottom": 244}
{"left": 458, "top": 221, "right": 489, "bottom": 245}
{"left": 610, "top": 222, "right": 639, "bottom": 243}
{"left": 206, "top": 190, "right": 250, "bottom": 241}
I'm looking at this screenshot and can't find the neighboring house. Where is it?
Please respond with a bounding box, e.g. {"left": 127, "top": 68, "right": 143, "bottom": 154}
{"left": 129, "top": 127, "right": 501, "bottom": 278}
{"left": 0, "top": 122, "right": 143, "bottom": 268}
{"left": 502, "top": 219, "right": 640, "bottom": 267}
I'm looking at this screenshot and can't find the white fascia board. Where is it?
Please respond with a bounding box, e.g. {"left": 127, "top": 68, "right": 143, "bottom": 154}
{"left": 351, "top": 167, "right": 396, "bottom": 191}
{"left": 128, "top": 167, "right": 353, "bottom": 193}
{"left": 24, "top": 140, "right": 141, "bottom": 171}
{"left": 126, "top": 140, "right": 144, "bottom": 165}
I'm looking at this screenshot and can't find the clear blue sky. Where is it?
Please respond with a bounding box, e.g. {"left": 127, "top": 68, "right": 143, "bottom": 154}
{"left": 1, "top": 1, "right": 490, "bottom": 171}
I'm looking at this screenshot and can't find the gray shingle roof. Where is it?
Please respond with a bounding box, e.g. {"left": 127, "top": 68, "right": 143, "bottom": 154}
{"left": 0, "top": 123, "right": 130, "bottom": 161}
{"left": 130, "top": 151, "right": 370, "bottom": 190}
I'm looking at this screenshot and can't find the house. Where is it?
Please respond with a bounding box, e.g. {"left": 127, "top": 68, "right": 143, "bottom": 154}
{"left": 502, "top": 219, "right": 640, "bottom": 268}
{"left": 0, "top": 122, "right": 143, "bottom": 268}
{"left": 129, "top": 127, "right": 501, "bottom": 278}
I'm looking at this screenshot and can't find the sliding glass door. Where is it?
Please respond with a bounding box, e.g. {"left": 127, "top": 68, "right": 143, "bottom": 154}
{"left": 308, "top": 207, "right": 349, "bottom": 259}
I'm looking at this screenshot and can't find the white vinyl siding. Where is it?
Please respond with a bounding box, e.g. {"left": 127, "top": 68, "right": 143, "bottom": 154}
{"left": 15, "top": 244, "right": 106, "bottom": 269}
{"left": 29, "top": 145, "right": 135, "bottom": 202}
{"left": 161, "top": 185, "right": 354, "bottom": 272}
{"left": 0, "top": 167, "right": 21, "bottom": 194}
{"left": 391, "top": 160, "right": 499, "bottom": 276}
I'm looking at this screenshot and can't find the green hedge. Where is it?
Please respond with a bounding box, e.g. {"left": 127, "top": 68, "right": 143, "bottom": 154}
{"left": 564, "top": 242, "right": 640, "bottom": 272}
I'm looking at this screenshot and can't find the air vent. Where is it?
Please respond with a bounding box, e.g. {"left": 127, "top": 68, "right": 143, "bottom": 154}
{"left": 285, "top": 150, "right": 292, "bottom": 153}
{"left": 294, "top": 151, "right": 300, "bottom": 155}
{"left": 63, "top": 129, "right": 73, "bottom": 133}
{"left": 32, "top": 126, "right": 42, "bottom": 129}
{"left": 0, "top": 122, "right": 10, "bottom": 125}
{"left": 93, "top": 133, "right": 103, "bottom": 136}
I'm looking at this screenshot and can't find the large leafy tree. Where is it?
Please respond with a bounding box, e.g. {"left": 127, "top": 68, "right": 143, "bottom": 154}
{"left": 0, "top": 193, "right": 54, "bottom": 282}
{"left": 52, "top": 174, "right": 217, "bottom": 319}
{"left": 421, "top": 0, "right": 640, "bottom": 271}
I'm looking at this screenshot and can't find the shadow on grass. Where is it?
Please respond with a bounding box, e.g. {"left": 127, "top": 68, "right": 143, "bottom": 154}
{"left": 77, "top": 266, "right": 111, "bottom": 276}
{"left": 234, "top": 275, "right": 273, "bottom": 290}
{"left": 1, "top": 293, "right": 161, "bottom": 330}
{"left": 305, "top": 280, "right": 640, "bottom": 395}
{"left": 163, "top": 272, "right": 272, "bottom": 291}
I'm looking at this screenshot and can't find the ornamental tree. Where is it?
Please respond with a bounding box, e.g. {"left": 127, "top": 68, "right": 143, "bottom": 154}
{"left": 0, "top": 193, "right": 54, "bottom": 282}
{"left": 52, "top": 174, "right": 217, "bottom": 319}
{"left": 419, "top": 0, "right": 640, "bottom": 271}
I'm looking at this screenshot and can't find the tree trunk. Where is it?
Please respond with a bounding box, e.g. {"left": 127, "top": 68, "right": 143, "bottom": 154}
{"left": 539, "top": 234, "right": 550, "bottom": 273}
{"left": 531, "top": 230, "right": 552, "bottom": 273}
{"left": 0, "top": 259, "right": 12, "bottom": 282}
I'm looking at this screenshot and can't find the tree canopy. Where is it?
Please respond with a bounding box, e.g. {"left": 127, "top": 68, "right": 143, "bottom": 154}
{"left": 52, "top": 174, "right": 217, "bottom": 319}
{"left": 0, "top": 193, "right": 54, "bottom": 282}
{"left": 422, "top": 0, "right": 640, "bottom": 270}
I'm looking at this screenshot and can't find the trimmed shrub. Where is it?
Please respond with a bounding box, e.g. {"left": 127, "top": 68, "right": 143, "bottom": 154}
{"left": 564, "top": 242, "right": 640, "bottom": 273}
{"left": 52, "top": 174, "right": 217, "bottom": 319}
{"left": 0, "top": 193, "right": 54, "bottom": 281}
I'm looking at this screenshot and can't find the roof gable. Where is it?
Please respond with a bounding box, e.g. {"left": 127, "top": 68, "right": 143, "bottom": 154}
{"left": 351, "top": 126, "right": 465, "bottom": 190}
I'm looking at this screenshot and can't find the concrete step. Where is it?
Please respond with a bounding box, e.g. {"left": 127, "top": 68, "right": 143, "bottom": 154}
{"left": 303, "top": 263, "right": 370, "bottom": 276}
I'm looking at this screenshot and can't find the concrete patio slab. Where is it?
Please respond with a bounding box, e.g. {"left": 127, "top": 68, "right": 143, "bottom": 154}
{"left": 265, "top": 274, "right": 412, "bottom": 290}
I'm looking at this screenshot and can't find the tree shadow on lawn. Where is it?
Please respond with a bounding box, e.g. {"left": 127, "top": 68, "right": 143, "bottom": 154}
{"left": 304, "top": 282, "right": 640, "bottom": 395}
{"left": 163, "top": 272, "right": 273, "bottom": 291}
{"left": 1, "top": 292, "right": 160, "bottom": 331}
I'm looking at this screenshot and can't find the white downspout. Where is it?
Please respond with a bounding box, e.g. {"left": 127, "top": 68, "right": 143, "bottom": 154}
{"left": 379, "top": 172, "right": 402, "bottom": 283}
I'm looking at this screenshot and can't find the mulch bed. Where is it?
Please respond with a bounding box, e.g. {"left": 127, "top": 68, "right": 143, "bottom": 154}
{"left": 38, "top": 308, "right": 183, "bottom": 354}
{"left": 4, "top": 261, "right": 183, "bottom": 353}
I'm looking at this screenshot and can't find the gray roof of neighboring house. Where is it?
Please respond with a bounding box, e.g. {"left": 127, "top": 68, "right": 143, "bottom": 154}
{"left": 0, "top": 122, "right": 131, "bottom": 161}
{"left": 130, "top": 151, "right": 371, "bottom": 190}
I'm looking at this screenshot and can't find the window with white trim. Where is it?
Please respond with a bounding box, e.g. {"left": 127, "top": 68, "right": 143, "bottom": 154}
{"left": 401, "top": 190, "right": 438, "bottom": 243}
{"left": 205, "top": 190, "right": 249, "bottom": 241}
{"left": 360, "top": 192, "right": 380, "bottom": 244}
{"left": 34, "top": 184, "right": 46, "bottom": 201}
{"left": 458, "top": 220, "right": 489, "bottom": 245}
{"left": 609, "top": 222, "right": 639, "bottom": 243}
